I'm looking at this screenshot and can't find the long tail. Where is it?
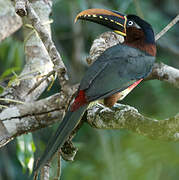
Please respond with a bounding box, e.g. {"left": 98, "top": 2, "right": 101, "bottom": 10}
{"left": 33, "top": 104, "right": 88, "bottom": 173}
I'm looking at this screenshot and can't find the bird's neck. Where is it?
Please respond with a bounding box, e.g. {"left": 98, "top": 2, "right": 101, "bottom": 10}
{"left": 124, "top": 28, "right": 156, "bottom": 56}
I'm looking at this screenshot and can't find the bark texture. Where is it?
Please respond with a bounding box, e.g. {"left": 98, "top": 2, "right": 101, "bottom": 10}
{"left": 0, "top": 0, "right": 22, "bottom": 42}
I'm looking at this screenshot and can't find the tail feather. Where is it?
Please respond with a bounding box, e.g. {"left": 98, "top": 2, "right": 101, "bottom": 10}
{"left": 34, "top": 104, "right": 88, "bottom": 173}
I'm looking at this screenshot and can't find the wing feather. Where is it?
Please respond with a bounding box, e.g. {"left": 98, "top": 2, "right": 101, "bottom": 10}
{"left": 80, "top": 44, "right": 155, "bottom": 101}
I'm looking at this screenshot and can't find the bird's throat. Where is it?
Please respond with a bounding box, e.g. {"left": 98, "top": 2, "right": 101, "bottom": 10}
{"left": 124, "top": 41, "right": 156, "bottom": 56}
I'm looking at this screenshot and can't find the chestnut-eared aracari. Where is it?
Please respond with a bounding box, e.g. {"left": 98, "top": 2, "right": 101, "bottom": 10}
{"left": 34, "top": 8, "right": 156, "bottom": 173}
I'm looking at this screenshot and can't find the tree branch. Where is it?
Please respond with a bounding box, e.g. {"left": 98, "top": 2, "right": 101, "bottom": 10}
{"left": 25, "top": 0, "right": 69, "bottom": 88}
{"left": 0, "top": 0, "right": 22, "bottom": 42}
{"left": 0, "top": 83, "right": 76, "bottom": 147}
{"left": 0, "top": 93, "right": 66, "bottom": 147}
{"left": 87, "top": 103, "right": 179, "bottom": 141}
{"left": 0, "top": 0, "right": 55, "bottom": 102}
{"left": 155, "top": 14, "right": 179, "bottom": 41}
{"left": 146, "top": 62, "right": 179, "bottom": 88}
{"left": 0, "top": 1, "right": 68, "bottom": 164}
{"left": 1, "top": 93, "right": 179, "bottom": 148}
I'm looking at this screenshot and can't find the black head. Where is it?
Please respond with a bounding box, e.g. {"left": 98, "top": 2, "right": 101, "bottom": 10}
{"left": 126, "top": 15, "right": 155, "bottom": 44}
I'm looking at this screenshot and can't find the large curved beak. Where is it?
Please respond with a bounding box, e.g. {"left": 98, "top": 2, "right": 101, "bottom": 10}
{"left": 75, "top": 8, "right": 127, "bottom": 36}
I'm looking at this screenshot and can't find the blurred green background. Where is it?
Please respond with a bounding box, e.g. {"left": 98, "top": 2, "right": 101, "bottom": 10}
{"left": 0, "top": 0, "right": 179, "bottom": 179}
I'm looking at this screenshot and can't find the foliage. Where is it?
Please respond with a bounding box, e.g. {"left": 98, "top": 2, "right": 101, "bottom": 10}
{"left": 0, "top": 37, "right": 24, "bottom": 74}
{"left": 0, "top": 36, "right": 24, "bottom": 94}
{"left": 16, "top": 134, "right": 36, "bottom": 174}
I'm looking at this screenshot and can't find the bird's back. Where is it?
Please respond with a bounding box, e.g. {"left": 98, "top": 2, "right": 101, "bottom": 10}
{"left": 80, "top": 44, "right": 155, "bottom": 101}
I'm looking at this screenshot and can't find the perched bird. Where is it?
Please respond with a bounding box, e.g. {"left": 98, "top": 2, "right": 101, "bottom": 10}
{"left": 34, "top": 8, "right": 156, "bottom": 173}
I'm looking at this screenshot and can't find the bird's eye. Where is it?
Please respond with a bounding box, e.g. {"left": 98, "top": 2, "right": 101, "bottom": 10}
{"left": 128, "top": 21, "right": 134, "bottom": 26}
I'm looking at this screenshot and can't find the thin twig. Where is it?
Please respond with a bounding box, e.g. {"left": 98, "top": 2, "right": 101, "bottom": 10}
{"left": 155, "top": 14, "right": 179, "bottom": 41}
{"left": 0, "top": 98, "right": 24, "bottom": 104}
{"left": 40, "top": 163, "right": 50, "bottom": 180}
{"left": 0, "top": 105, "right": 8, "bottom": 109}
{"left": 33, "top": 158, "right": 40, "bottom": 180}
{"left": 33, "top": 172, "right": 38, "bottom": 180}
{"left": 27, "top": 70, "right": 55, "bottom": 95}
{"left": 56, "top": 150, "right": 61, "bottom": 179}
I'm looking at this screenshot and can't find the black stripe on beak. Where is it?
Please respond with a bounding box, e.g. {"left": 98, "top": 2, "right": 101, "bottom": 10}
{"left": 75, "top": 9, "right": 127, "bottom": 36}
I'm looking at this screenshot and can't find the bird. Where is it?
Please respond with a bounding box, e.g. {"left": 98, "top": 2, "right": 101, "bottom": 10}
{"left": 34, "top": 8, "right": 156, "bottom": 173}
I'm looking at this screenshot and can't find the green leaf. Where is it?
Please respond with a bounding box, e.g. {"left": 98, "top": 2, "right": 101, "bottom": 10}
{"left": 16, "top": 133, "right": 36, "bottom": 174}
{"left": 0, "top": 85, "right": 4, "bottom": 94}
{"left": 0, "top": 67, "right": 20, "bottom": 80}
